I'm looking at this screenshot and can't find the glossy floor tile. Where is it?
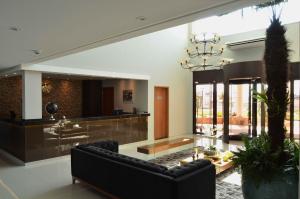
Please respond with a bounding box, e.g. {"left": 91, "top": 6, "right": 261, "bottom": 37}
{"left": 0, "top": 155, "right": 108, "bottom": 199}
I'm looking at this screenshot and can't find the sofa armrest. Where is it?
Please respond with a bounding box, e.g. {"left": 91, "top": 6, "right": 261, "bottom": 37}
{"left": 174, "top": 164, "right": 216, "bottom": 199}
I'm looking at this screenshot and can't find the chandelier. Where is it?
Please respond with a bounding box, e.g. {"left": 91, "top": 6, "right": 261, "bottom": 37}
{"left": 180, "top": 33, "right": 232, "bottom": 71}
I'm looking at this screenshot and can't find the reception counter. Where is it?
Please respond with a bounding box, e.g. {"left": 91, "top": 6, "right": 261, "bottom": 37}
{"left": 0, "top": 113, "right": 149, "bottom": 163}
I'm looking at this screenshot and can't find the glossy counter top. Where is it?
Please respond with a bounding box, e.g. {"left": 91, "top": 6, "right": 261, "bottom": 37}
{"left": 1, "top": 113, "right": 150, "bottom": 126}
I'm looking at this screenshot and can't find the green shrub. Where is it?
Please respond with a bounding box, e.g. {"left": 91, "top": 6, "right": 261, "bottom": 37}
{"left": 233, "top": 133, "right": 299, "bottom": 185}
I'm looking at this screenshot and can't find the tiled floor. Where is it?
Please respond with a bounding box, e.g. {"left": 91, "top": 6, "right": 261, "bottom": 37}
{"left": 0, "top": 155, "right": 109, "bottom": 199}
{"left": 0, "top": 135, "right": 243, "bottom": 199}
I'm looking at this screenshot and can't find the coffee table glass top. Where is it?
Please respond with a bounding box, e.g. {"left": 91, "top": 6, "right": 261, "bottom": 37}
{"left": 119, "top": 134, "right": 240, "bottom": 169}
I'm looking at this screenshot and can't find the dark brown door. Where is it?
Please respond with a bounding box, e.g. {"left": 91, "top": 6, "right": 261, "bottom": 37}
{"left": 82, "top": 80, "right": 102, "bottom": 117}
{"left": 102, "top": 87, "right": 114, "bottom": 115}
{"left": 154, "top": 87, "right": 169, "bottom": 140}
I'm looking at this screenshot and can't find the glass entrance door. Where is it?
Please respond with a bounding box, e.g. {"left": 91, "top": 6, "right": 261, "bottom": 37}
{"left": 195, "top": 83, "right": 224, "bottom": 135}
{"left": 229, "top": 83, "right": 251, "bottom": 136}
{"left": 229, "top": 80, "right": 265, "bottom": 138}
{"left": 293, "top": 80, "right": 300, "bottom": 139}
{"left": 195, "top": 84, "right": 213, "bottom": 133}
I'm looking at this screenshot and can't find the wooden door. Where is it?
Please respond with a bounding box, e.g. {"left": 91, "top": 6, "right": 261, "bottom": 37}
{"left": 154, "top": 87, "right": 169, "bottom": 140}
{"left": 102, "top": 87, "right": 114, "bottom": 115}
{"left": 82, "top": 80, "right": 102, "bottom": 117}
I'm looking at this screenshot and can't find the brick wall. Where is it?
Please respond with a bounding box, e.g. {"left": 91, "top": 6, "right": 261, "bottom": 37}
{"left": 0, "top": 76, "right": 83, "bottom": 120}
{"left": 0, "top": 76, "right": 22, "bottom": 119}
{"left": 42, "top": 78, "right": 82, "bottom": 119}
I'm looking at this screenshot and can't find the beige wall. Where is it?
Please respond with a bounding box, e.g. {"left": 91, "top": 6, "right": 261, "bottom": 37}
{"left": 102, "top": 79, "right": 148, "bottom": 113}
{"left": 42, "top": 25, "right": 192, "bottom": 140}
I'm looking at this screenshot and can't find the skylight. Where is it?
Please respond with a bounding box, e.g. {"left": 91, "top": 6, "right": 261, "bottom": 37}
{"left": 192, "top": 0, "right": 300, "bottom": 36}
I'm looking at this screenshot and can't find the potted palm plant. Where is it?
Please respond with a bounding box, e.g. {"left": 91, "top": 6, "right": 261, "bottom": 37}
{"left": 233, "top": 11, "right": 299, "bottom": 199}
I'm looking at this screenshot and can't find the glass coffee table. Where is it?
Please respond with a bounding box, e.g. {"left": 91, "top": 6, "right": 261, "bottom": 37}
{"left": 179, "top": 148, "right": 235, "bottom": 175}
{"left": 120, "top": 134, "right": 239, "bottom": 174}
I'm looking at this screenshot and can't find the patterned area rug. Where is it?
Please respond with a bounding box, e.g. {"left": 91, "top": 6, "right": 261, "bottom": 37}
{"left": 149, "top": 149, "right": 243, "bottom": 199}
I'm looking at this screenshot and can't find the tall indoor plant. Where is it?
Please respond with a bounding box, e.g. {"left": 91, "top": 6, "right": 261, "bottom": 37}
{"left": 233, "top": 11, "right": 299, "bottom": 199}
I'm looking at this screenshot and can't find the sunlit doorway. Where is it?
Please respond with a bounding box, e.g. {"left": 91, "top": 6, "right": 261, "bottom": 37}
{"left": 228, "top": 79, "right": 264, "bottom": 138}
{"left": 195, "top": 84, "right": 213, "bottom": 133}
{"left": 229, "top": 82, "right": 251, "bottom": 137}
{"left": 195, "top": 83, "right": 224, "bottom": 134}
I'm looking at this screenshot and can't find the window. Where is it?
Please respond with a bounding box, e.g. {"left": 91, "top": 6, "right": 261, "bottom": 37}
{"left": 192, "top": 0, "right": 300, "bottom": 36}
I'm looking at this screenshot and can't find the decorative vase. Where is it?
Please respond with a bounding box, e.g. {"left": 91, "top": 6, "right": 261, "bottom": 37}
{"left": 242, "top": 171, "right": 298, "bottom": 199}
{"left": 45, "top": 102, "right": 59, "bottom": 120}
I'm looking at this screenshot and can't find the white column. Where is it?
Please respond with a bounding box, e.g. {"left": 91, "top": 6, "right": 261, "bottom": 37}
{"left": 22, "top": 70, "right": 42, "bottom": 119}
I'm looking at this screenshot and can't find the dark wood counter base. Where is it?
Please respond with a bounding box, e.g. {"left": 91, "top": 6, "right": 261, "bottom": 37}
{"left": 0, "top": 114, "right": 149, "bottom": 163}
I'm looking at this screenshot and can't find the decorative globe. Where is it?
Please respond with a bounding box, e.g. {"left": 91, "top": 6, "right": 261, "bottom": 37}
{"left": 45, "top": 102, "right": 59, "bottom": 115}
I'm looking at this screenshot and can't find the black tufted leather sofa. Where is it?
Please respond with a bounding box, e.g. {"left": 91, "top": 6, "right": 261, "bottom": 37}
{"left": 71, "top": 141, "right": 216, "bottom": 199}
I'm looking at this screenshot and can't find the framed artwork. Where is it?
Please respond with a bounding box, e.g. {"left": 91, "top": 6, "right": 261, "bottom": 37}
{"left": 123, "top": 90, "right": 133, "bottom": 103}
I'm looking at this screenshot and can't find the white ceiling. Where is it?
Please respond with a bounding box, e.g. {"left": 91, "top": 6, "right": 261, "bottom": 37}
{"left": 0, "top": 0, "right": 267, "bottom": 70}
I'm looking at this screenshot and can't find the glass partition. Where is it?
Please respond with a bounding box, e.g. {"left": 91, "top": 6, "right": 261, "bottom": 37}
{"left": 256, "top": 83, "right": 264, "bottom": 135}
{"left": 285, "top": 82, "right": 291, "bottom": 135}
{"left": 294, "top": 80, "right": 300, "bottom": 139}
{"left": 216, "top": 84, "right": 224, "bottom": 130}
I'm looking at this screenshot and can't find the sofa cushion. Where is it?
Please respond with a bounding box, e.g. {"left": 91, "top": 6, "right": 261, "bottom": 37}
{"left": 79, "top": 145, "right": 168, "bottom": 173}
{"left": 164, "top": 159, "right": 211, "bottom": 178}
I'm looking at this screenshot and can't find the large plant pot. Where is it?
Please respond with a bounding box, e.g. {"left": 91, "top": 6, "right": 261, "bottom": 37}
{"left": 242, "top": 171, "right": 298, "bottom": 199}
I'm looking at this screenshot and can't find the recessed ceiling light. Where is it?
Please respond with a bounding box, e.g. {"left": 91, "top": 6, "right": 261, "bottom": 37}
{"left": 5, "top": 74, "right": 8, "bottom": 77}
{"left": 9, "top": 26, "right": 21, "bottom": 32}
{"left": 136, "top": 16, "right": 146, "bottom": 21}
{"left": 13, "top": 73, "right": 17, "bottom": 75}
{"left": 31, "top": 49, "right": 42, "bottom": 55}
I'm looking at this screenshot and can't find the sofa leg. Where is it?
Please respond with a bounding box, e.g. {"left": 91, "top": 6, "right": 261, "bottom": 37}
{"left": 72, "top": 177, "right": 76, "bottom": 184}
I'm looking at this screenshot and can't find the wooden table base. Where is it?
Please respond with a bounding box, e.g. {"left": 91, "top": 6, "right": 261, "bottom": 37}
{"left": 137, "top": 137, "right": 194, "bottom": 154}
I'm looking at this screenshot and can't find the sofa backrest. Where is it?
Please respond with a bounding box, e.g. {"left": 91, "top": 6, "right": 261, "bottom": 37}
{"left": 77, "top": 141, "right": 213, "bottom": 179}
{"left": 79, "top": 140, "right": 119, "bottom": 152}
{"left": 78, "top": 145, "right": 168, "bottom": 173}
{"left": 163, "top": 159, "right": 212, "bottom": 178}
